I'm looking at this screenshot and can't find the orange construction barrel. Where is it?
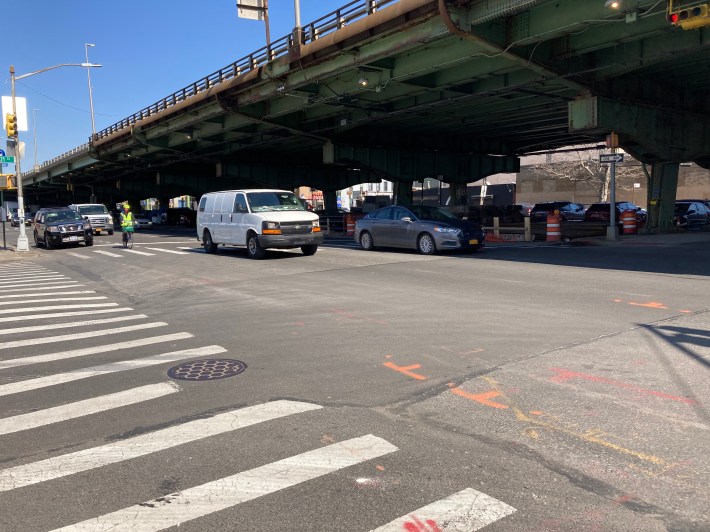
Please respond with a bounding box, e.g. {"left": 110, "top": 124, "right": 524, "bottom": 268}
{"left": 621, "top": 209, "right": 637, "bottom": 235}
{"left": 345, "top": 214, "right": 356, "bottom": 236}
{"left": 546, "top": 212, "right": 561, "bottom": 242}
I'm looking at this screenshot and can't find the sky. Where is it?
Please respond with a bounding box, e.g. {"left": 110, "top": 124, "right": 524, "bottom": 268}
{"left": 4, "top": 1, "right": 351, "bottom": 168}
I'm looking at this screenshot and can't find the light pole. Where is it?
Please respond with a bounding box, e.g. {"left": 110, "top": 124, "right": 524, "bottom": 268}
{"left": 9, "top": 61, "right": 102, "bottom": 252}
{"left": 32, "top": 108, "right": 39, "bottom": 172}
{"left": 84, "top": 44, "right": 96, "bottom": 139}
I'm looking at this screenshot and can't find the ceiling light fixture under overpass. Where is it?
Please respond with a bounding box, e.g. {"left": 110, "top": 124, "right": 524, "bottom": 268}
{"left": 605, "top": 0, "right": 623, "bottom": 8}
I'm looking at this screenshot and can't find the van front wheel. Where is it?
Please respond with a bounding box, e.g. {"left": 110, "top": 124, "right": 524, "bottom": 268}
{"left": 247, "top": 234, "right": 266, "bottom": 259}
{"left": 202, "top": 230, "right": 218, "bottom": 254}
{"left": 301, "top": 244, "right": 318, "bottom": 256}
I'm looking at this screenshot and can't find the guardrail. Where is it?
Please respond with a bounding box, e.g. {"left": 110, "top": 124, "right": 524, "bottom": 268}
{"left": 21, "top": 143, "right": 91, "bottom": 178}
{"left": 94, "top": 0, "right": 400, "bottom": 141}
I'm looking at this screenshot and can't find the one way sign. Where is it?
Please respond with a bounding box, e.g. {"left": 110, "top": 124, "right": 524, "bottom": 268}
{"left": 600, "top": 153, "right": 624, "bottom": 163}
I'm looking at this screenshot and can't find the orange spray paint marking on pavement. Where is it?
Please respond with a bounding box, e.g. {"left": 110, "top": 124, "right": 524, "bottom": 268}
{"left": 450, "top": 387, "right": 509, "bottom": 409}
{"left": 628, "top": 301, "right": 668, "bottom": 309}
{"left": 549, "top": 367, "right": 696, "bottom": 404}
{"left": 383, "top": 362, "right": 428, "bottom": 381}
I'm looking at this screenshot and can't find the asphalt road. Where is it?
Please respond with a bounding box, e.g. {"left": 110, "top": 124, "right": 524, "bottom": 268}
{"left": 0, "top": 226, "right": 708, "bottom": 531}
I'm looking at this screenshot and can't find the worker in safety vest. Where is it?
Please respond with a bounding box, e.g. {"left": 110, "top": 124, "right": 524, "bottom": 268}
{"left": 120, "top": 203, "right": 135, "bottom": 243}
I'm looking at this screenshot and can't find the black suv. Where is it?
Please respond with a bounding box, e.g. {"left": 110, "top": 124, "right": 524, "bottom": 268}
{"left": 34, "top": 208, "right": 94, "bottom": 249}
{"left": 531, "top": 201, "right": 586, "bottom": 222}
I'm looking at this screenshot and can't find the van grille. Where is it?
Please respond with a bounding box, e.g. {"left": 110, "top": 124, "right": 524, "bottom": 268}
{"left": 280, "top": 221, "right": 313, "bottom": 235}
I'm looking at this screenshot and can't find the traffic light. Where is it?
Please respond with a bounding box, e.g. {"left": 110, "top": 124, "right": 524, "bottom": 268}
{"left": 5, "top": 114, "right": 18, "bottom": 138}
{"left": 668, "top": 1, "right": 710, "bottom": 29}
{"left": 0, "top": 174, "right": 16, "bottom": 190}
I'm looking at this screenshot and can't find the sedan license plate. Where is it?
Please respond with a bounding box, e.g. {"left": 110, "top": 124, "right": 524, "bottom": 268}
{"left": 63, "top": 235, "right": 80, "bottom": 242}
{"left": 469, "top": 239, "right": 479, "bottom": 245}
{"left": 96, "top": 229, "right": 101, "bottom": 234}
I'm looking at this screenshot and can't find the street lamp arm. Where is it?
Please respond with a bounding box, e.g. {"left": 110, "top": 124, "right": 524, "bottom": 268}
{"left": 15, "top": 63, "right": 102, "bottom": 81}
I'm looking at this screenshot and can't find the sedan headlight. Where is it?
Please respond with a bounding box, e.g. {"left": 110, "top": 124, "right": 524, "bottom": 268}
{"left": 48, "top": 226, "right": 60, "bottom": 233}
{"left": 433, "top": 226, "right": 461, "bottom": 234}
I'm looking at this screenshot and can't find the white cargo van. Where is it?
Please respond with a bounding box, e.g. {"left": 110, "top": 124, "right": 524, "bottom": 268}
{"left": 68, "top": 204, "right": 114, "bottom": 235}
{"left": 196, "top": 189, "right": 324, "bottom": 259}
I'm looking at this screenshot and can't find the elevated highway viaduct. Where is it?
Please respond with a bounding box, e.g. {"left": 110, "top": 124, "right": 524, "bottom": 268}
{"left": 20, "top": 0, "right": 710, "bottom": 230}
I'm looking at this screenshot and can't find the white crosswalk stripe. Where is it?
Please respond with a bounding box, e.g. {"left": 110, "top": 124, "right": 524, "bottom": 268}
{"left": 0, "top": 277, "right": 68, "bottom": 286}
{"left": 0, "top": 318, "right": 160, "bottom": 346}
{"left": 0, "top": 345, "right": 226, "bottom": 397}
{"left": 8, "top": 296, "right": 107, "bottom": 305}
{"left": 53, "top": 434, "right": 396, "bottom": 532}
{"left": 0, "top": 290, "right": 96, "bottom": 300}
{"left": 122, "top": 248, "right": 155, "bottom": 256}
{"left": 93, "top": 250, "right": 123, "bottom": 257}
{"left": 0, "top": 382, "right": 181, "bottom": 436}
{"left": 0, "top": 302, "right": 118, "bottom": 315}
{"left": 371, "top": 488, "right": 517, "bottom": 531}
{"left": 0, "top": 273, "right": 67, "bottom": 281}
{"left": 0, "top": 332, "right": 193, "bottom": 369}
{"left": 0, "top": 306, "right": 129, "bottom": 324}
{"left": 145, "top": 247, "right": 189, "bottom": 255}
{"left": 0, "top": 283, "right": 82, "bottom": 293}
{"left": 0, "top": 400, "right": 320, "bottom": 491}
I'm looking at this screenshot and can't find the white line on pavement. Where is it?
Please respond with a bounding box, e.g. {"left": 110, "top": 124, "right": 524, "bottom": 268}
{"left": 0, "top": 382, "right": 181, "bottom": 436}
{"left": 0, "top": 345, "right": 226, "bottom": 398}
{"left": 0, "top": 290, "right": 96, "bottom": 300}
{"left": 0, "top": 307, "right": 127, "bottom": 324}
{"left": 370, "top": 488, "right": 517, "bottom": 531}
{"left": 0, "top": 277, "right": 67, "bottom": 286}
{"left": 0, "top": 332, "right": 193, "bottom": 370}
{"left": 122, "top": 249, "right": 155, "bottom": 256}
{"left": 0, "top": 266, "right": 48, "bottom": 273}
{"left": 0, "top": 273, "right": 66, "bottom": 281}
{"left": 0, "top": 317, "right": 155, "bottom": 345}
{"left": 145, "top": 247, "right": 189, "bottom": 255}
{"left": 7, "top": 296, "right": 107, "bottom": 305}
{"left": 1, "top": 399, "right": 321, "bottom": 493}
{"left": 66, "top": 252, "right": 91, "bottom": 260}
{"left": 93, "top": 250, "right": 123, "bottom": 258}
{"left": 0, "top": 302, "right": 118, "bottom": 316}
{"left": 94, "top": 240, "right": 197, "bottom": 247}
{"left": 178, "top": 246, "right": 203, "bottom": 252}
{"left": 0, "top": 284, "right": 82, "bottom": 293}
{"left": 2, "top": 281, "right": 84, "bottom": 294}
{"left": 52, "top": 434, "right": 396, "bottom": 531}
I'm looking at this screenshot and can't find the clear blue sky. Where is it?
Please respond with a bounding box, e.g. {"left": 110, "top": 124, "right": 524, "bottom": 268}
{"left": 5, "top": 1, "right": 347, "bottom": 167}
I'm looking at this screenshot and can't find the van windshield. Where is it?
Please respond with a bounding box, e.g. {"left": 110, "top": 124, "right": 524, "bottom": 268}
{"left": 78, "top": 205, "right": 109, "bottom": 215}
{"left": 247, "top": 192, "right": 306, "bottom": 212}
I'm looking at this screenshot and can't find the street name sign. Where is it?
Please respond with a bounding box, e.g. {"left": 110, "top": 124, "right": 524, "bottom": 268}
{"left": 600, "top": 153, "right": 624, "bottom": 163}
{"left": 0, "top": 156, "right": 15, "bottom": 163}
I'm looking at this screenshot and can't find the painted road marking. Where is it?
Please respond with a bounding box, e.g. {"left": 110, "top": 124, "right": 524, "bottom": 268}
{"left": 549, "top": 367, "right": 695, "bottom": 404}
{"left": 371, "top": 487, "right": 516, "bottom": 531}
{"left": 1, "top": 400, "right": 323, "bottom": 492}
{"left": 0, "top": 277, "right": 68, "bottom": 286}
{"left": 122, "top": 248, "right": 155, "bottom": 256}
{"left": 51, "top": 434, "right": 396, "bottom": 531}
{"left": 93, "top": 250, "right": 123, "bottom": 258}
{"left": 0, "top": 345, "right": 226, "bottom": 398}
{"left": 450, "top": 388, "right": 509, "bottom": 409}
{"left": 0, "top": 307, "right": 128, "bottom": 324}
{"left": 5, "top": 296, "right": 107, "bottom": 305}
{"left": 145, "top": 247, "right": 189, "bottom": 255}
{"left": 0, "top": 273, "right": 67, "bottom": 281}
{"left": 93, "top": 240, "right": 197, "bottom": 247}
{"left": 0, "top": 319, "right": 161, "bottom": 348}
{"left": 179, "top": 246, "right": 204, "bottom": 252}
{"left": 66, "top": 252, "right": 91, "bottom": 260}
{"left": 0, "top": 290, "right": 96, "bottom": 300}
{"left": 0, "top": 284, "right": 82, "bottom": 293}
{"left": 0, "top": 302, "right": 118, "bottom": 316}
{"left": 0, "top": 332, "right": 193, "bottom": 370}
{"left": 0, "top": 382, "right": 181, "bottom": 436}
{"left": 384, "top": 361, "right": 428, "bottom": 380}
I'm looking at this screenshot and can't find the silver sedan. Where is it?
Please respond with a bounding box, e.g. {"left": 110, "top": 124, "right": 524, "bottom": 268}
{"left": 354, "top": 205, "right": 485, "bottom": 255}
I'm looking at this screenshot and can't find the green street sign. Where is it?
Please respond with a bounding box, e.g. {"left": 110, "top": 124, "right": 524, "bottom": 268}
{"left": 0, "top": 156, "right": 15, "bottom": 163}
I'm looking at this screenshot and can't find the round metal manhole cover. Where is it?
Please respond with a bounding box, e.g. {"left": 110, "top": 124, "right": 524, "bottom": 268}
{"left": 167, "top": 359, "right": 247, "bottom": 381}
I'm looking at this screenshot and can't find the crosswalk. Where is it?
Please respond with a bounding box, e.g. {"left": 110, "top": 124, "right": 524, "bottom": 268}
{"left": 0, "top": 263, "right": 517, "bottom": 531}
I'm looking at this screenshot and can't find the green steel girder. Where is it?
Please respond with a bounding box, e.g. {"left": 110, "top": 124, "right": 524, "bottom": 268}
{"left": 569, "top": 96, "right": 710, "bottom": 164}
{"left": 333, "top": 144, "right": 519, "bottom": 183}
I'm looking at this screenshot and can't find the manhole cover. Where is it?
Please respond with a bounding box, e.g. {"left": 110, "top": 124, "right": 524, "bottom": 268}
{"left": 167, "top": 359, "right": 247, "bottom": 381}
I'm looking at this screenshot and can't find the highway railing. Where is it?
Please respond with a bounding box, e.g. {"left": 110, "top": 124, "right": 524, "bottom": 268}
{"left": 94, "top": 0, "right": 400, "bottom": 141}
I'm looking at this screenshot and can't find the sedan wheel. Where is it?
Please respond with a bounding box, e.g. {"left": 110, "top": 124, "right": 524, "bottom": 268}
{"left": 417, "top": 233, "right": 436, "bottom": 255}
{"left": 33, "top": 230, "right": 41, "bottom": 248}
{"left": 360, "top": 231, "right": 375, "bottom": 251}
